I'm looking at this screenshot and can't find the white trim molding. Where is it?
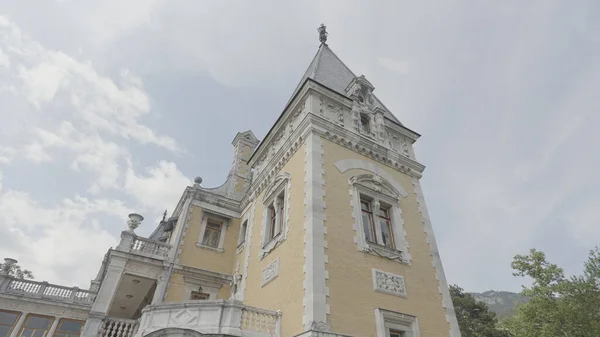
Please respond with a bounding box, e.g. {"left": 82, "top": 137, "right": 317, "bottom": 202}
{"left": 375, "top": 308, "right": 420, "bottom": 337}
{"left": 335, "top": 159, "right": 408, "bottom": 197}
{"left": 303, "top": 132, "right": 330, "bottom": 331}
{"left": 412, "top": 178, "right": 462, "bottom": 337}
{"left": 261, "top": 258, "right": 280, "bottom": 287}
{"left": 259, "top": 172, "right": 291, "bottom": 260}
{"left": 238, "top": 204, "right": 256, "bottom": 302}
{"left": 372, "top": 268, "right": 407, "bottom": 297}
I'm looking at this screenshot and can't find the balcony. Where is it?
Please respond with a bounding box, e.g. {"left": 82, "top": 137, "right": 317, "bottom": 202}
{"left": 117, "top": 231, "right": 171, "bottom": 261}
{"left": 135, "top": 300, "right": 281, "bottom": 337}
{"left": 0, "top": 276, "right": 96, "bottom": 306}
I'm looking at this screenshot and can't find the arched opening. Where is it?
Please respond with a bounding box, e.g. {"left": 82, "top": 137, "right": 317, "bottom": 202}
{"left": 143, "top": 328, "right": 204, "bottom": 337}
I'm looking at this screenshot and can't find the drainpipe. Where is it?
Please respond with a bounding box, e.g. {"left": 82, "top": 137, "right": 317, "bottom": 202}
{"left": 155, "top": 190, "right": 194, "bottom": 303}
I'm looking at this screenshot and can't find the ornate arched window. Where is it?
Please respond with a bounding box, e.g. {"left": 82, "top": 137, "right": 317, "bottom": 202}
{"left": 350, "top": 174, "right": 410, "bottom": 264}
{"left": 259, "top": 172, "right": 291, "bottom": 259}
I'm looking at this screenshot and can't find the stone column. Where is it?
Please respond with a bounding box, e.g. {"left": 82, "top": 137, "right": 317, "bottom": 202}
{"left": 47, "top": 317, "right": 60, "bottom": 337}
{"left": 9, "top": 312, "right": 28, "bottom": 337}
{"left": 116, "top": 231, "right": 135, "bottom": 253}
{"left": 151, "top": 269, "right": 169, "bottom": 305}
{"left": 81, "top": 257, "right": 126, "bottom": 337}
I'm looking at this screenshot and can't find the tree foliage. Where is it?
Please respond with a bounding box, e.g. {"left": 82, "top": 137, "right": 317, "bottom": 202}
{"left": 450, "top": 284, "right": 509, "bottom": 337}
{"left": 502, "top": 247, "right": 600, "bottom": 336}
{"left": 0, "top": 261, "right": 34, "bottom": 279}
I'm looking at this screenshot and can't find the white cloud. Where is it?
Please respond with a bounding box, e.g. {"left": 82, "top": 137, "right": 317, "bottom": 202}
{"left": 0, "top": 48, "right": 9, "bottom": 68}
{"left": 0, "top": 190, "right": 130, "bottom": 287}
{"left": 0, "top": 15, "right": 180, "bottom": 152}
{"left": 124, "top": 160, "right": 190, "bottom": 210}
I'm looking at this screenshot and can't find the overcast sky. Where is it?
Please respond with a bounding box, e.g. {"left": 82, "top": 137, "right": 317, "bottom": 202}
{"left": 1, "top": 1, "right": 599, "bottom": 293}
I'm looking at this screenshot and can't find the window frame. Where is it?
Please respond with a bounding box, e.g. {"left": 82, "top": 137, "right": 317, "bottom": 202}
{"left": 202, "top": 220, "right": 223, "bottom": 248}
{"left": 0, "top": 309, "right": 21, "bottom": 337}
{"left": 375, "top": 309, "right": 420, "bottom": 337}
{"left": 350, "top": 174, "right": 410, "bottom": 264}
{"left": 53, "top": 319, "right": 84, "bottom": 337}
{"left": 259, "top": 173, "right": 291, "bottom": 260}
{"left": 196, "top": 213, "right": 229, "bottom": 253}
{"left": 18, "top": 314, "right": 54, "bottom": 337}
{"left": 190, "top": 291, "right": 210, "bottom": 300}
{"left": 238, "top": 220, "right": 248, "bottom": 247}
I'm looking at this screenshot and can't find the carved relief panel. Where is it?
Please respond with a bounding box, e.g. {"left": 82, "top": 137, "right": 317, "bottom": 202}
{"left": 372, "top": 268, "right": 407, "bottom": 297}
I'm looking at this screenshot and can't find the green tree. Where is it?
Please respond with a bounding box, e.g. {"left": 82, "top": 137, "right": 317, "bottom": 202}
{"left": 450, "top": 284, "right": 509, "bottom": 337}
{"left": 0, "top": 260, "right": 34, "bottom": 279}
{"left": 503, "top": 247, "right": 600, "bottom": 336}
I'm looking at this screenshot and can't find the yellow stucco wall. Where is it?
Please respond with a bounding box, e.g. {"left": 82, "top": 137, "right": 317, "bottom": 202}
{"left": 242, "top": 143, "right": 306, "bottom": 337}
{"left": 178, "top": 205, "right": 239, "bottom": 275}
{"left": 164, "top": 272, "right": 185, "bottom": 302}
{"left": 322, "top": 138, "right": 450, "bottom": 337}
{"left": 163, "top": 272, "right": 232, "bottom": 302}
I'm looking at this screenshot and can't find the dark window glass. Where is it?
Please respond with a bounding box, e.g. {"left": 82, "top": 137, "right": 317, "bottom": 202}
{"left": 58, "top": 321, "right": 82, "bottom": 333}
{"left": 1, "top": 326, "right": 12, "bottom": 337}
{"left": 24, "top": 317, "right": 51, "bottom": 330}
{"left": 0, "top": 312, "right": 18, "bottom": 326}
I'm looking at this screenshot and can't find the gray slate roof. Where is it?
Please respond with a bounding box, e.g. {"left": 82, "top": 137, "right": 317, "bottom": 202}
{"left": 289, "top": 43, "right": 402, "bottom": 125}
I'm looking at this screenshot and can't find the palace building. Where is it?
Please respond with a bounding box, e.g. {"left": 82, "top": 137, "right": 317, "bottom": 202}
{"left": 0, "top": 25, "right": 461, "bottom": 337}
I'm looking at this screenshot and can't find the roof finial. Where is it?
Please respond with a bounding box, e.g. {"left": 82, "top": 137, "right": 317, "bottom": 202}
{"left": 162, "top": 210, "right": 167, "bottom": 222}
{"left": 318, "top": 23, "right": 328, "bottom": 44}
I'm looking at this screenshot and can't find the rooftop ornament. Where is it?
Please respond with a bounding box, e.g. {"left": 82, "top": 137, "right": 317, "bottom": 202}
{"left": 194, "top": 176, "right": 203, "bottom": 188}
{"left": 127, "top": 213, "right": 144, "bottom": 232}
{"left": 318, "top": 23, "right": 328, "bottom": 44}
{"left": 0, "top": 258, "right": 17, "bottom": 275}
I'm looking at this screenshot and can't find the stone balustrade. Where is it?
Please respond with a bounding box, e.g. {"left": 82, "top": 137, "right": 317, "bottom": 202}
{"left": 99, "top": 317, "right": 140, "bottom": 337}
{"left": 130, "top": 236, "right": 171, "bottom": 258}
{"left": 116, "top": 231, "right": 171, "bottom": 260}
{"left": 241, "top": 306, "right": 280, "bottom": 335}
{"left": 0, "top": 276, "right": 96, "bottom": 305}
{"left": 135, "top": 299, "right": 281, "bottom": 337}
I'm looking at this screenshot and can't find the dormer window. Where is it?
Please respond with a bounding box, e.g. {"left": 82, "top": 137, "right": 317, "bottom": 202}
{"left": 360, "top": 114, "right": 371, "bottom": 133}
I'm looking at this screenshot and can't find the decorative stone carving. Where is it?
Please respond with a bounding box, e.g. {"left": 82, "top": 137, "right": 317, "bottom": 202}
{"left": 364, "top": 245, "right": 404, "bottom": 263}
{"left": 310, "top": 320, "right": 331, "bottom": 332}
{"left": 372, "top": 269, "right": 406, "bottom": 297}
{"left": 261, "top": 258, "right": 279, "bottom": 287}
{"left": 350, "top": 174, "right": 401, "bottom": 201}
{"left": 127, "top": 213, "right": 144, "bottom": 232}
{"left": 171, "top": 309, "right": 197, "bottom": 326}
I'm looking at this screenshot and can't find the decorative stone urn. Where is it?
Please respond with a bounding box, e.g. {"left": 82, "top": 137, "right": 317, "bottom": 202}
{"left": 1, "top": 258, "right": 17, "bottom": 275}
{"left": 127, "top": 213, "right": 144, "bottom": 232}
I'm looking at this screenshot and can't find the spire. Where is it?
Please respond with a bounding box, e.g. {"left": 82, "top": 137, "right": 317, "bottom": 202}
{"left": 318, "top": 23, "right": 328, "bottom": 44}
{"left": 286, "top": 34, "right": 402, "bottom": 125}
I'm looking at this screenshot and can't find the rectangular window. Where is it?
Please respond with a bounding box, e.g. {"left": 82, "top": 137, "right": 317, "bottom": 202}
{"left": 268, "top": 205, "right": 277, "bottom": 241}
{"left": 190, "top": 291, "right": 210, "bottom": 300}
{"left": 202, "top": 221, "right": 222, "bottom": 248}
{"left": 0, "top": 310, "right": 20, "bottom": 337}
{"left": 378, "top": 207, "right": 395, "bottom": 249}
{"left": 277, "top": 196, "right": 284, "bottom": 230}
{"left": 389, "top": 330, "right": 405, "bottom": 337}
{"left": 361, "top": 199, "right": 376, "bottom": 243}
{"left": 19, "top": 315, "right": 53, "bottom": 337}
{"left": 360, "top": 114, "right": 370, "bottom": 133}
{"left": 238, "top": 220, "right": 248, "bottom": 245}
{"left": 53, "top": 320, "right": 83, "bottom": 337}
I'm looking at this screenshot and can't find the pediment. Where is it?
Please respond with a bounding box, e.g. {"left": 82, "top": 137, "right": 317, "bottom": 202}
{"left": 350, "top": 174, "right": 402, "bottom": 200}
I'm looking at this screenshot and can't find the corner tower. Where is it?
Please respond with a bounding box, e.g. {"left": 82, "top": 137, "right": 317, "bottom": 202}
{"left": 244, "top": 25, "right": 461, "bottom": 337}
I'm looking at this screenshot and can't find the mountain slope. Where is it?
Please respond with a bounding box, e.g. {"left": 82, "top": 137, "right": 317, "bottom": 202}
{"left": 470, "top": 290, "right": 527, "bottom": 319}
